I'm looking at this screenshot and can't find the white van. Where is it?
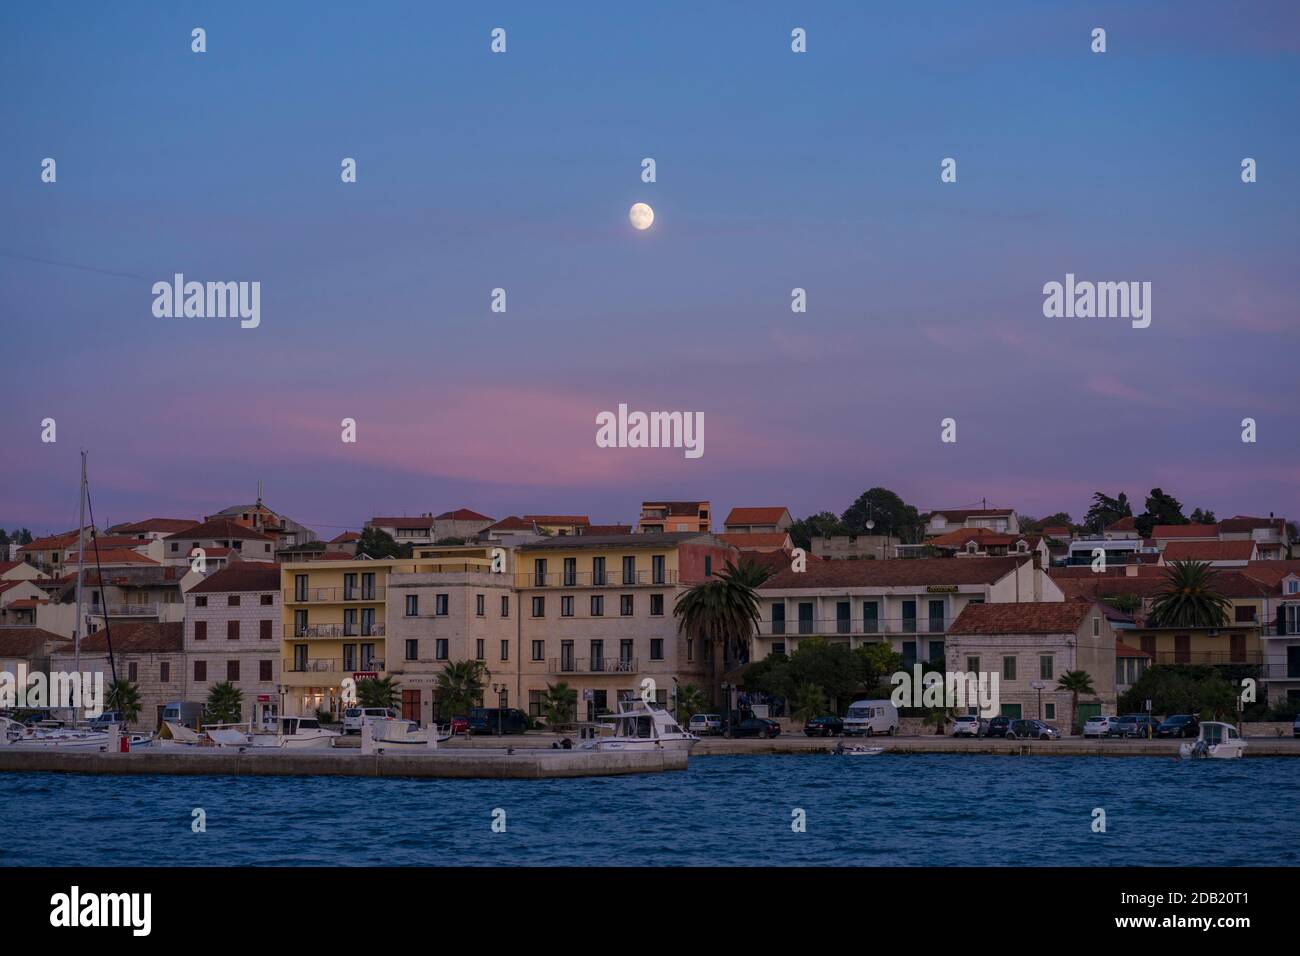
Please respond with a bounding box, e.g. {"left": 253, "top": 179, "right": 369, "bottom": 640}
{"left": 843, "top": 699, "right": 899, "bottom": 737}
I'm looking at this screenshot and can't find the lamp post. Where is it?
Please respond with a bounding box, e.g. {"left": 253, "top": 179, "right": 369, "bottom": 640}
{"left": 491, "top": 682, "right": 506, "bottom": 736}
{"left": 1030, "top": 680, "right": 1046, "bottom": 722}
{"left": 721, "top": 682, "right": 732, "bottom": 737}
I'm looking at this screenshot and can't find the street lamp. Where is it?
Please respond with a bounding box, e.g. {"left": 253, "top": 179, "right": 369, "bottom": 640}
{"left": 1030, "top": 680, "right": 1046, "bottom": 721}
{"left": 491, "top": 682, "right": 506, "bottom": 736}
{"left": 721, "top": 682, "right": 732, "bottom": 737}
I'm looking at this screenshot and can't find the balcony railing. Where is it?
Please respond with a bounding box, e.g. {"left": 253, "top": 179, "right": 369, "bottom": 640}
{"left": 103, "top": 603, "right": 160, "bottom": 617}
{"left": 1148, "top": 650, "right": 1263, "bottom": 666}
{"left": 757, "top": 616, "right": 945, "bottom": 637}
{"left": 292, "top": 624, "right": 385, "bottom": 638}
{"left": 1262, "top": 623, "right": 1300, "bottom": 637}
{"left": 517, "top": 570, "right": 677, "bottom": 588}
{"left": 284, "top": 586, "right": 386, "bottom": 603}
{"left": 283, "top": 658, "right": 385, "bottom": 674}
{"left": 547, "top": 657, "right": 639, "bottom": 675}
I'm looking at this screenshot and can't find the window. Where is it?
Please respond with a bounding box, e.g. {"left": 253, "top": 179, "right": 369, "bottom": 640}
{"left": 435, "top": 594, "right": 449, "bottom": 616}
{"left": 476, "top": 639, "right": 485, "bottom": 661}
{"left": 620, "top": 640, "right": 633, "bottom": 665}
{"left": 652, "top": 554, "right": 665, "bottom": 585}
{"left": 171, "top": 542, "right": 179, "bottom": 553}
{"left": 563, "top": 557, "right": 577, "bottom": 586}
{"left": 836, "top": 601, "right": 851, "bottom": 634}
{"left": 591, "top": 640, "right": 605, "bottom": 671}
{"left": 561, "top": 595, "right": 574, "bottom": 617}
{"left": 227, "top": 595, "right": 240, "bottom": 607}
{"left": 194, "top": 596, "right": 207, "bottom": 608}
{"left": 862, "top": 601, "right": 878, "bottom": 632}
{"left": 772, "top": 642, "right": 785, "bottom": 656}
{"left": 500, "top": 640, "right": 509, "bottom": 661}
{"left": 798, "top": 602, "right": 813, "bottom": 634}
{"left": 1040, "top": 655, "right": 1054, "bottom": 680}
{"left": 227, "top": 660, "right": 240, "bottom": 682}
{"left": 534, "top": 558, "right": 548, "bottom": 587}
{"left": 476, "top": 594, "right": 485, "bottom": 617}
{"left": 405, "top": 594, "right": 419, "bottom": 616}
{"left": 1287, "top": 579, "right": 1299, "bottom": 595}
{"left": 529, "top": 689, "right": 544, "bottom": 717}
{"left": 772, "top": 603, "right": 786, "bottom": 635}
{"left": 650, "top": 638, "right": 664, "bottom": 660}
{"left": 560, "top": 640, "right": 575, "bottom": 671}
{"left": 902, "top": 600, "right": 917, "bottom": 632}
{"left": 1092, "top": 616, "right": 1100, "bottom": 637}
{"left": 532, "top": 640, "right": 544, "bottom": 661}
{"left": 687, "top": 638, "right": 693, "bottom": 662}
{"left": 406, "top": 639, "right": 418, "bottom": 661}
{"left": 260, "top": 619, "right": 272, "bottom": 641}
{"left": 1045, "top": 702, "right": 1056, "bottom": 720}
{"left": 260, "top": 594, "right": 273, "bottom": 606}
{"left": 195, "top": 621, "right": 207, "bottom": 641}
{"left": 227, "top": 620, "right": 239, "bottom": 641}
{"left": 532, "top": 596, "right": 545, "bottom": 617}
{"left": 194, "top": 661, "right": 207, "bottom": 681}
{"left": 1003, "top": 656, "right": 1017, "bottom": 680}
{"left": 501, "top": 595, "right": 509, "bottom": 617}
{"left": 436, "top": 639, "right": 449, "bottom": 661}
{"left": 622, "top": 556, "right": 636, "bottom": 584}
{"left": 1234, "top": 605, "right": 1256, "bottom": 623}
{"left": 620, "top": 594, "right": 633, "bottom": 616}
{"left": 294, "top": 574, "right": 308, "bottom": 601}
{"left": 704, "top": 556, "right": 712, "bottom": 577}
{"left": 160, "top": 661, "right": 170, "bottom": 682}
{"left": 294, "top": 609, "right": 308, "bottom": 637}
{"left": 128, "top": 662, "right": 138, "bottom": 682}
{"left": 928, "top": 640, "right": 944, "bottom": 663}
{"left": 650, "top": 594, "right": 664, "bottom": 616}
{"left": 591, "top": 595, "right": 604, "bottom": 616}
{"left": 259, "top": 660, "right": 272, "bottom": 682}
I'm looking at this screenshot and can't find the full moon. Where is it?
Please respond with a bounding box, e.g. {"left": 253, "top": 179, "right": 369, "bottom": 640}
{"left": 629, "top": 202, "right": 654, "bottom": 230}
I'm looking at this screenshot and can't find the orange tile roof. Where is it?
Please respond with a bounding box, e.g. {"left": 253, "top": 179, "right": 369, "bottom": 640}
{"left": 718, "top": 533, "right": 790, "bottom": 550}
{"left": 1153, "top": 524, "right": 1219, "bottom": 538}
{"left": 949, "top": 602, "right": 1096, "bottom": 635}
{"left": 1163, "top": 540, "right": 1256, "bottom": 561}
{"left": 724, "top": 507, "right": 789, "bottom": 526}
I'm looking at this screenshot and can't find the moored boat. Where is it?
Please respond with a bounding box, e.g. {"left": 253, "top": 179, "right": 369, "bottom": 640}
{"left": 1178, "top": 721, "right": 1247, "bottom": 760}
{"left": 579, "top": 699, "right": 699, "bottom": 753}
{"left": 249, "top": 715, "right": 341, "bottom": 750}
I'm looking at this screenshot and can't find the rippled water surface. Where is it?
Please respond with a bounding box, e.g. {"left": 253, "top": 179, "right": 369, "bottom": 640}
{"left": 5, "top": 755, "right": 1296, "bottom": 866}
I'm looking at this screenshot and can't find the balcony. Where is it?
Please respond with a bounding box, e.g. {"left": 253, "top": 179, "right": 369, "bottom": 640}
{"left": 284, "top": 586, "right": 386, "bottom": 604}
{"left": 291, "top": 624, "right": 385, "bottom": 638}
{"left": 282, "top": 657, "right": 385, "bottom": 675}
{"left": 547, "top": 657, "right": 639, "bottom": 675}
{"left": 517, "top": 570, "right": 677, "bottom": 588}
{"left": 758, "top": 616, "right": 945, "bottom": 637}
{"left": 1148, "top": 650, "right": 1263, "bottom": 666}
{"left": 103, "top": 603, "right": 160, "bottom": 617}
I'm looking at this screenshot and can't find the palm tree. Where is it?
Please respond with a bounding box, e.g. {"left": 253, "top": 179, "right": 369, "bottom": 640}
{"left": 542, "top": 681, "right": 578, "bottom": 730}
{"left": 790, "top": 682, "right": 828, "bottom": 723}
{"left": 1107, "top": 592, "right": 1143, "bottom": 617}
{"left": 673, "top": 558, "right": 772, "bottom": 706}
{"left": 434, "top": 661, "right": 484, "bottom": 719}
{"left": 673, "top": 683, "right": 708, "bottom": 726}
{"left": 104, "top": 678, "right": 141, "bottom": 726}
{"left": 922, "top": 707, "right": 956, "bottom": 735}
{"left": 1148, "top": 560, "right": 1231, "bottom": 628}
{"left": 358, "top": 675, "right": 401, "bottom": 710}
{"left": 1056, "top": 670, "right": 1097, "bottom": 735}
{"left": 204, "top": 681, "right": 244, "bottom": 725}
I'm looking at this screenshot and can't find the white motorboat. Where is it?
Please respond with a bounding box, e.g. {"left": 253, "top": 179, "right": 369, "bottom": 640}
{"left": 579, "top": 699, "right": 699, "bottom": 753}
{"left": 1179, "top": 721, "right": 1247, "bottom": 760}
{"left": 363, "top": 716, "right": 453, "bottom": 750}
{"left": 835, "top": 744, "right": 885, "bottom": 756}
{"left": 249, "top": 715, "right": 341, "bottom": 750}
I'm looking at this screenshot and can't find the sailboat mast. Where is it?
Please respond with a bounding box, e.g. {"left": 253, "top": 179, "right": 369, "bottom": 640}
{"left": 73, "top": 449, "right": 86, "bottom": 677}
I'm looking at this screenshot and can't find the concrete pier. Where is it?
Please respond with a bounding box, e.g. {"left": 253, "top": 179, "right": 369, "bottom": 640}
{"left": 0, "top": 746, "right": 687, "bottom": 779}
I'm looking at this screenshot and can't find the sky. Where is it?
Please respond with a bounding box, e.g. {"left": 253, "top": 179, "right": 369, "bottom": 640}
{"left": 2, "top": 1, "right": 1298, "bottom": 537}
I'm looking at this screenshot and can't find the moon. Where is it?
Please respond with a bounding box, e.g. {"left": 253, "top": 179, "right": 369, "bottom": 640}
{"left": 629, "top": 202, "right": 654, "bottom": 230}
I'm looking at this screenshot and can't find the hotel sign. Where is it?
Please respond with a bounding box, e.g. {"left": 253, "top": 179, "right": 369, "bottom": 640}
{"left": 926, "top": 585, "right": 958, "bottom": 593}
{"left": 353, "top": 672, "right": 379, "bottom": 681}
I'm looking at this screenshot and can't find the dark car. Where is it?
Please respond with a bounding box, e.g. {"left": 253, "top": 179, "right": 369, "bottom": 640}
{"left": 469, "top": 707, "right": 529, "bottom": 735}
{"left": 734, "top": 717, "right": 781, "bottom": 739}
{"left": 984, "top": 715, "right": 1015, "bottom": 738}
{"left": 1116, "top": 713, "right": 1159, "bottom": 738}
{"left": 1007, "top": 719, "right": 1060, "bottom": 740}
{"left": 1156, "top": 714, "right": 1200, "bottom": 739}
{"left": 803, "top": 715, "right": 844, "bottom": 737}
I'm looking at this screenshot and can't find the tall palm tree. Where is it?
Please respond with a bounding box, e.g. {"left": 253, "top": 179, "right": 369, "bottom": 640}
{"left": 1056, "top": 670, "right": 1096, "bottom": 735}
{"left": 1148, "top": 560, "right": 1231, "bottom": 628}
{"left": 673, "top": 558, "right": 772, "bottom": 706}
{"left": 204, "top": 681, "right": 244, "bottom": 725}
{"left": 542, "top": 681, "right": 577, "bottom": 730}
{"left": 357, "top": 675, "right": 401, "bottom": 710}
{"left": 104, "top": 678, "right": 141, "bottom": 726}
{"left": 673, "top": 683, "right": 708, "bottom": 726}
{"left": 434, "top": 661, "right": 484, "bottom": 719}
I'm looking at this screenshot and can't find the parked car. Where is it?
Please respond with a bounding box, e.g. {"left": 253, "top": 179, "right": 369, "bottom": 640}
{"left": 842, "top": 699, "right": 899, "bottom": 736}
{"left": 734, "top": 717, "right": 781, "bottom": 738}
{"left": 343, "top": 707, "right": 398, "bottom": 735}
{"left": 161, "top": 700, "right": 204, "bottom": 731}
{"left": 1083, "top": 715, "right": 1121, "bottom": 738}
{"left": 803, "top": 715, "right": 844, "bottom": 737}
{"left": 951, "top": 714, "right": 987, "bottom": 737}
{"left": 1116, "top": 713, "right": 1159, "bottom": 738}
{"left": 469, "top": 707, "right": 530, "bottom": 735}
{"left": 448, "top": 715, "right": 469, "bottom": 735}
{"left": 88, "top": 711, "right": 125, "bottom": 731}
{"left": 984, "top": 715, "right": 1015, "bottom": 738}
{"left": 1156, "top": 714, "right": 1200, "bottom": 738}
{"left": 1007, "top": 719, "right": 1060, "bottom": 740}
{"left": 688, "top": 714, "right": 723, "bottom": 736}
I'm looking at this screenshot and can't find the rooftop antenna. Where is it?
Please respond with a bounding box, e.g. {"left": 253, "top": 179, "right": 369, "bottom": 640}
{"left": 257, "top": 479, "right": 263, "bottom": 508}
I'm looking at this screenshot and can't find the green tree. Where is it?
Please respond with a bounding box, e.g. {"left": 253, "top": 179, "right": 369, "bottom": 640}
{"left": 1136, "top": 487, "right": 1187, "bottom": 537}
{"left": 1148, "top": 561, "right": 1231, "bottom": 628}
{"left": 1083, "top": 492, "right": 1132, "bottom": 534}
{"left": 434, "top": 661, "right": 484, "bottom": 718}
{"left": 1056, "top": 670, "right": 1097, "bottom": 735}
{"left": 1020, "top": 512, "right": 1072, "bottom": 533}
{"left": 1105, "top": 593, "right": 1143, "bottom": 617}
{"left": 104, "top": 678, "right": 142, "bottom": 725}
{"left": 542, "top": 681, "right": 578, "bottom": 729}
{"left": 1118, "top": 665, "right": 1238, "bottom": 718}
{"left": 786, "top": 511, "right": 847, "bottom": 550}
{"left": 357, "top": 675, "right": 401, "bottom": 709}
{"left": 355, "top": 527, "right": 412, "bottom": 559}
{"left": 854, "top": 641, "right": 905, "bottom": 696}
{"left": 673, "top": 559, "right": 770, "bottom": 705}
{"left": 789, "top": 682, "right": 829, "bottom": 723}
{"left": 921, "top": 707, "right": 955, "bottom": 735}
{"left": 841, "top": 487, "right": 922, "bottom": 542}
{"left": 673, "top": 683, "right": 708, "bottom": 725}
{"left": 1189, "top": 508, "right": 1217, "bottom": 525}
{"left": 204, "top": 680, "right": 244, "bottom": 724}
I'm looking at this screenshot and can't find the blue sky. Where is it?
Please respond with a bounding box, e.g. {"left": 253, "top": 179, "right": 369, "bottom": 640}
{"left": 2, "top": 1, "right": 1298, "bottom": 535}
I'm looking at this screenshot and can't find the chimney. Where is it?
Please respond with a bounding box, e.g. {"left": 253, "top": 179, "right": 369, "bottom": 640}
{"left": 1125, "top": 564, "right": 1138, "bottom": 577}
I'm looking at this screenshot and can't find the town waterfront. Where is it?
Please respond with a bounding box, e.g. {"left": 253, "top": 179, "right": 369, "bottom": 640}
{"left": 7, "top": 754, "right": 1298, "bottom": 867}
